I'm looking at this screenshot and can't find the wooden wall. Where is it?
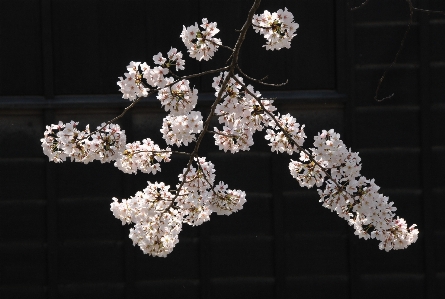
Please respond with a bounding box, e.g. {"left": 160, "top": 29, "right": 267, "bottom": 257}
{"left": 0, "top": 0, "right": 443, "bottom": 298}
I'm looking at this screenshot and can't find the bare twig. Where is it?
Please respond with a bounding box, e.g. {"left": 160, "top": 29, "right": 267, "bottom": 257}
{"left": 351, "top": 0, "right": 445, "bottom": 101}
{"left": 412, "top": 7, "right": 445, "bottom": 15}
{"left": 236, "top": 63, "right": 288, "bottom": 86}
{"left": 349, "top": 0, "right": 372, "bottom": 11}
{"left": 374, "top": 0, "right": 413, "bottom": 102}
{"left": 180, "top": 66, "right": 230, "bottom": 81}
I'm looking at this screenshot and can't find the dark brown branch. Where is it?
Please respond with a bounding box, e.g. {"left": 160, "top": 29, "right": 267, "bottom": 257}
{"left": 180, "top": 66, "right": 230, "bottom": 81}
{"left": 203, "top": 37, "right": 234, "bottom": 52}
{"left": 236, "top": 64, "right": 288, "bottom": 86}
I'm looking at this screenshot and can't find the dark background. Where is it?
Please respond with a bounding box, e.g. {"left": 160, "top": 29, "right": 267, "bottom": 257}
{"left": 0, "top": 0, "right": 444, "bottom": 298}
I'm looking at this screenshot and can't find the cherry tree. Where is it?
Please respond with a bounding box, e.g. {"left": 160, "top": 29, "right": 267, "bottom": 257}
{"left": 41, "top": 0, "right": 419, "bottom": 257}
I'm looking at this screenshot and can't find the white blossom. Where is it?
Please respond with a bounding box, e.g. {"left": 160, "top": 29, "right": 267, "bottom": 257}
{"left": 117, "top": 61, "right": 149, "bottom": 101}
{"left": 181, "top": 18, "right": 221, "bottom": 61}
{"left": 114, "top": 138, "right": 171, "bottom": 174}
{"left": 111, "top": 182, "right": 181, "bottom": 257}
{"left": 289, "top": 130, "right": 419, "bottom": 251}
{"left": 157, "top": 79, "right": 198, "bottom": 116}
{"left": 212, "top": 72, "right": 276, "bottom": 153}
{"left": 265, "top": 113, "right": 306, "bottom": 154}
{"left": 117, "top": 50, "right": 185, "bottom": 99}
{"left": 252, "top": 8, "right": 299, "bottom": 50}
{"left": 161, "top": 111, "right": 203, "bottom": 147}
{"left": 41, "top": 121, "right": 126, "bottom": 164}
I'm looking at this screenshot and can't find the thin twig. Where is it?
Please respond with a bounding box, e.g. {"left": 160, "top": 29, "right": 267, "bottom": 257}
{"left": 180, "top": 66, "right": 230, "bottom": 81}
{"left": 196, "top": 162, "right": 227, "bottom": 202}
{"left": 236, "top": 63, "right": 288, "bottom": 86}
{"left": 130, "top": 150, "right": 192, "bottom": 156}
{"left": 251, "top": 24, "right": 272, "bottom": 30}
{"left": 412, "top": 7, "right": 445, "bottom": 15}
{"left": 203, "top": 37, "right": 234, "bottom": 51}
{"left": 207, "top": 130, "right": 238, "bottom": 138}
{"left": 349, "top": 0, "right": 372, "bottom": 11}
{"left": 374, "top": 0, "right": 413, "bottom": 102}
{"left": 351, "top": 0, "right": 445, "bottom": 101}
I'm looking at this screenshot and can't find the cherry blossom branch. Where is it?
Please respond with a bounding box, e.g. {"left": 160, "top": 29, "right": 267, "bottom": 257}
{"left": 79, "top": 66, "right": 230, "bottom": 141}
{"left": 196, "top": 162, "right": 227, "bottom": 202}
{"left": 164, "top": 0, "right": 262, "bottom": 209}
{"left": 42, "top": 0, "right": 418, "bottom": 256}
{"left": 231, "top": 75, "right": 345, "bottom": 193}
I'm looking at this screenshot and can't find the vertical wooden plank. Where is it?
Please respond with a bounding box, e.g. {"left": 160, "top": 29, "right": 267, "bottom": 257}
{"left": 41, "top": 0, "right": 54, "bottom": 99}
{"left": 272, "top": 154, "right": 285, "bottom": 299}
{"left": 44, "top": 109, "right": 58, "bottom": 299}
{"left": 418, "top": 0, "right": 434, "bottom": 298}
{"left": 336, "top": 0, "right": 349, "bottom": 95}
{"left": 121, "top": 111, "right": 135, "bottom": 299}
{"left": 199, "top": 224, "right": 210, "bottom": 299}
{"left": 342, "top": 0, "right": 359, "bottom": 298}
{"left": 193, "top": 1, "right": 210, "bottom": 295}
{"left": 52, "top": 0, "right": 102, "bottom": 94}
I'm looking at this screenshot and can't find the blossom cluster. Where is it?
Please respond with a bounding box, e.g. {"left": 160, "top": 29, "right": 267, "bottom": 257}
{"left": 181, "top": 18, "right": 221, "bottom": 61}
{"left": 178, "top": 158, "right": 246, "bottom": 220}
{"left": 289, "top": 130, "right": 419, "bottom": 251}
{"left": 117, "top": 48, "right": 185, "bottom": 101}
{"left": 41, "top": 121, "right": 174, "bottom": 176}
{"left": 211, "top": 72, "right": 305, "bottom": 155}
{"left": 114, "top": 138, "right": 172, "bottom": 175}
{"left": 265, "top": 113, "right": 306, "bottom": 154}
{"left": 41, "top": 121, "right": 126, "bottom": 164}
{"left": 161, "top": 111, "right": 203, "bottom": 146}
{"left": 252, "top": 7, "right": 299, "bottom": 50}
{"left": 212, "top": 72, "right": 277, "bottom": 153}
{"left": 157, "top": 78, "right": 198, "bottom": 115}
{"left": 110, "top": 157, "right": 246, "bottom": 257}
{"left": 110, "top": 182, "right": 181, "bottom": 257}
